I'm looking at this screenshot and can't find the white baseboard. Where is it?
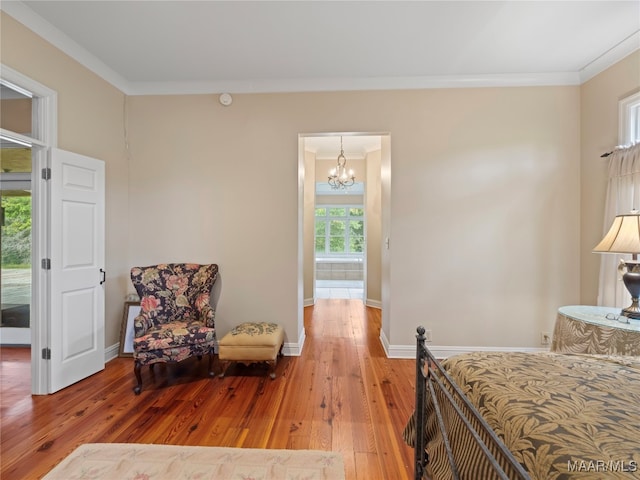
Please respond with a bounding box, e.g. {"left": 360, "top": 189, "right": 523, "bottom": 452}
{"left": 365, "top": 299, "right": 382, "bottom": 309}
{"left": 379, "top": 329, "right": 390, "bottom": 356}
{"left": 105, "top": 343, "right": 120, "bottom": 362}
{"left": 283, "top": 327, "right": 306, "bottom": 356}
{"left": 387, "top": 343, "right": 549, "bottom": 359}
{"left": 379, "top": 332, "right": 548, "bottom": 359}
{"left": 303, "top": 297, "right": 382, "bottom": 308}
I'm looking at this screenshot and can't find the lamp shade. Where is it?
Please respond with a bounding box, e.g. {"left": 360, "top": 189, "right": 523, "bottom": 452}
{"left": 593, "top": 213, "right": 640, "bottom": 254}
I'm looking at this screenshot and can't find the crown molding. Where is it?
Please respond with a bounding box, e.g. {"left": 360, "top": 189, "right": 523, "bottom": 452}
{"left": 1, "top": 1, "right": 133, "bottom": 94}
{"left": 579, "top": 30, "right": 640, "bottom": 84}
{"left": 127, "top": 72, "right": 582, "bottom": 96}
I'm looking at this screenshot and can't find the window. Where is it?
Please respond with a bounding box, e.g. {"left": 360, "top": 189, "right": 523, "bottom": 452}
{"left": 315, "top": 206, "right": 364, "bottom": 257}
{"left": 597, "top": 92, "right": 640, "bottom": 309}
{"left": 619, "top": 91, "right": 640, "bottom": 144}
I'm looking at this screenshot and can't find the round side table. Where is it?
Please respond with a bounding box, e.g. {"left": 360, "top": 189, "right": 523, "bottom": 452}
{"left": 551, "top": 305, "right": 640, "bottom": 356}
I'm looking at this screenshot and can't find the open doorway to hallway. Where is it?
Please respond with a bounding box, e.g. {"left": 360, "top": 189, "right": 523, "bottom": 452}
{"left": 301, "top": 133, "right": 384, "bottom": 306}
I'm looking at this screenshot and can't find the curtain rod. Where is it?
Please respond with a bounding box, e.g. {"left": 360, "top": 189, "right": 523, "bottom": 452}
{"left": 601, "top": 142, "right": 639, "bottom": 157}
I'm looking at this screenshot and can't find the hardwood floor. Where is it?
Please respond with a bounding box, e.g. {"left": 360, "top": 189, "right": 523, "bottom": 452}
{"left": 0, "top": 300, "right": 416, "bottom": 479}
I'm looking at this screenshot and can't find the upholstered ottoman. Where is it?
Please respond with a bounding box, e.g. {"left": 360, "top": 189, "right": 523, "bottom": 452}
{"left": 218, "top": 322, "right": 284, "bottom": 379}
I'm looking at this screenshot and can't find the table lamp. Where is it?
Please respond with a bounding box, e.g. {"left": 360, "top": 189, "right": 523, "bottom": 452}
{"left": 593, "top": 212, "right": 640, "bottom": 319}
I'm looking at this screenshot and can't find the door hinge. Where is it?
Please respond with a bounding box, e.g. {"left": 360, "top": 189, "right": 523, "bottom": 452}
{"left": 41, "top": 167, "right": 51, "bottom": 180}
{"left": 42, "top": 348, "right": 51, "bottom": 360}
{"left": 41, "top": 258, "right": 51, "bottom": 270}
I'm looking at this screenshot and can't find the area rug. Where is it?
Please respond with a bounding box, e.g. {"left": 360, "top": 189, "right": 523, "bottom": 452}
{"left": 43, "top": 443, "right": 345, "bottom": 480}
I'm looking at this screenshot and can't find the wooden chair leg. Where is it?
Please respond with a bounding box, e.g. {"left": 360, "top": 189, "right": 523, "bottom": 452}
{"left": 133, "top": 361, "right": 143, "bottom": 395}
{"left": 218, "top": 361, "right": 229, "bottom": 378}
{"left": 269, "top": 344, "right": 284, "bottom": 379}
{"left": 208, "top": 352, "right": 216, "bottom": 377}
{"left": 268, "top": 358, "right": 278, "bottom": 380}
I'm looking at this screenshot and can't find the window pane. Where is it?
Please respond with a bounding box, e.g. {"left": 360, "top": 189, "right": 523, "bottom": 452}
{"left": 329, "top": 237, "right": 345, "bottom": 253}
{"left": 315, "top": 220, "right": 326, "bottom": 236}
{"left": 349, "top": 220, "right": 363, "bottom": 236}
{"left": 1, "top": 193, "right": 32, "bottom": 266}
{"left": 350, "top": 236, "right": 364, "bottom": 253}
{"left": 315, "top": 205, "right": 365, "bottom": 256}
{"left": 330, "top": 220, "right": 345, "bottom": 235}
{"left": 633, "top": 103, "right": 640, "bottom": 142}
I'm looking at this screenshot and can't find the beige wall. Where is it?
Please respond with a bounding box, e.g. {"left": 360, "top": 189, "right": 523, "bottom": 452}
{"left": 580, "top": 50, "right": 640, "bottom": 305}
{"left": 1, "top": 12, "right": 129, "bottom": 349}
{"left": 387, "top": 87, "right": 581, "bottom": 346}
{"left": 126, "top": 87, "right": 581, "bottom": 348}
{"left": 4, "top": 11, "right": 592, "bottom": 352}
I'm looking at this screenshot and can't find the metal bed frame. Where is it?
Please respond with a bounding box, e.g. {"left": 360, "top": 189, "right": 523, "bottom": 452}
{"left": 413, "top": 326, "right": 531, "bottom": 480}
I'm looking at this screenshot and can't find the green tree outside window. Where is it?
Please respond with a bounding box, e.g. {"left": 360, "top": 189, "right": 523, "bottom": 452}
{"left": 1, "top": 195, "right": 32, "bottom": 266}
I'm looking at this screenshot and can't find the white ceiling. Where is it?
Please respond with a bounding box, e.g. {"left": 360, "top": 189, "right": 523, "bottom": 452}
{"left": 3, "top": 1, "right": 639, "bottom": 97}
{"left": 3, "top": 1, "right": 639, "bottom": 157}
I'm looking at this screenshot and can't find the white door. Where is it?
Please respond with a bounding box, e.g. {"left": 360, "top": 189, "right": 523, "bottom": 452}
{"left": 49, "top": 148, "right": 105, "bottom": 393}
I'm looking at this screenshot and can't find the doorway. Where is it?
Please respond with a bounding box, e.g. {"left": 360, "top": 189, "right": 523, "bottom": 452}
{"left": 1, "top": 66, "right": 108, "bottom": 395}
{"left": 301, "top": 133, "right": 385, "bottom": 307}
{"left": 1, "top": 65, "right": 56, "bottom": 394}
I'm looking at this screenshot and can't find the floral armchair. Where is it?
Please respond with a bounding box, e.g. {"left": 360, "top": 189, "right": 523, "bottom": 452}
{"left": 129, "top": 263, "right": 219, "bottom": 394}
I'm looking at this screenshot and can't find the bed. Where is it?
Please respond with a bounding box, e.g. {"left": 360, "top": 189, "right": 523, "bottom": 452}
{"left": 403, "top": 326, "right": 640, "bottom": 480}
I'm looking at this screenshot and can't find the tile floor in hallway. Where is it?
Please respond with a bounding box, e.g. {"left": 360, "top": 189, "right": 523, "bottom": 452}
{"left": 315, "top": 280, "right": 364, "bottom": 300}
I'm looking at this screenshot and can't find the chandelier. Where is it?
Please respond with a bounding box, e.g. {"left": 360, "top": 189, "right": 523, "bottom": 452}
{"left": 328, "top": 136, "right": 355, "bottom": 189}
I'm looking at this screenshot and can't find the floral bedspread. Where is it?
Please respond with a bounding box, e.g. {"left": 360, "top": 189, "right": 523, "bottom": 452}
{"left": 404, "top": 351, "right": 640, "bottom": 479}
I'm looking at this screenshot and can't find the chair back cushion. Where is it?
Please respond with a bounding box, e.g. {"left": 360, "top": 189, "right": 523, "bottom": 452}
{"left": 130, "top": 264, "right": 218, "bottom": 326}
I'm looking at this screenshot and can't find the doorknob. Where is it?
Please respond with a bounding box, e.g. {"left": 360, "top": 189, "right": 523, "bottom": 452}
{"left": 100, "top": 268, "right": 106, "bottom": 285}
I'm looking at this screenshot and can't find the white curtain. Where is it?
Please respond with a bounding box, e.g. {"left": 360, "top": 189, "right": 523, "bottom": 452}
{"left": 597, "top": 142, "right": 640, "bottom": 307}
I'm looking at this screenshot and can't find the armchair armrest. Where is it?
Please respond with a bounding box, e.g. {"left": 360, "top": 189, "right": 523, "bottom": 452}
{"left": 133, "top": 311, "right": 154, "bottom": 338}
{"left": 199, "top": 304, "right": 215, "bottom": 328}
